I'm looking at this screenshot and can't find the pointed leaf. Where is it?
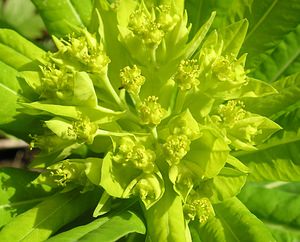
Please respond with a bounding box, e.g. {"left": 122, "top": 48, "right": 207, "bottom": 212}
{"left": 0, "top": 28, "right": 44, "bottom": 69}
{"left": 31, "top": 0, "right": 93, "bottom": 37}
{"left": 182, "top": 11, "right": 216, "bottom": 59}
{"left": 20, "top": 102, "right": 124, "bottom": 124}
{"left": 100, "top": 152, "right": 141, "bottom": 198}
{"left": 144, "top": 183, "right": 187, "bottom": 242}
{"left": 221, "top": 19, "right": 248, "bottom": 56}
{"left": 184, "top": 129, "right": 229, "bottom": 178}
{"left": 0, "top": 190, "right": 99, "bottom": 242}
{"left": 239, "top": 182, "right": 300, "bottom": 229}
{"left": 194, "top": 197, "right": 276, "bottom": 242}
{"left": 244, "top": 73, "right": 300, "bottom": 119}
{"left": 234, "top": 127, "right": 300, "bottom": 181}
{"left": 186, "top": 0, "right": 252, "bottom": 37}
{"left": 0, "top": 168, "right": 54, "bottom": 228}
{"left": 202, "top": 168, "right": 248, "bottom": 203}
{"left": 251, "top": 24, "right": 300, "bottom": 82}
{"left": 46, "top": 211, "right": 145, "bottom": 242}
{"left": 243, "top": 0, "right": 300, "bottom": 71}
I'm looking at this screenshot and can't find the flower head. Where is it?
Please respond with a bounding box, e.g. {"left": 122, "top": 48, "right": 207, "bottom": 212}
{"left": 113, "top": 137, "right": 156, "bottom": 173}
{"left": 39, "top": 63, "right": 74, "bottom": 100}
{"left": 174, "top": 59, "right": 201, "bottom": 91}
{"left": 68, "top": 116, "right": 98, "bottom": 144}
{"left": 163, "top": 134, "right": 191, "bottom": 165}
{"left": 138, "top": 96, "right": 167, "bottom": 125}
{"left": 120, "top": 65, "right": 145, "bottom": 95}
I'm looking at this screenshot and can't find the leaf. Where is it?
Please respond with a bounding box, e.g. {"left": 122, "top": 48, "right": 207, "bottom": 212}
{"left": 100, "top": 152, "right": 141, "bottom": 198}
{"left": 239, "top": 182, "right": 300, "bottom": 230}
{"left": 251, "top": 24, "right": 300, "bottom": 82}
{"left": 45, "top": 211, "right": 145, "bottom": 242}
{"left": 182, "top": 11, "right": 216, "bottom": 59}
{"left": 242, "top": 0, "right": 300, "bottom": 72}
{"left": 0, "top": 168, "right": 54, "bottom": 228}
{"left": 144, "top": 182, "right": 187, "bottom": 242}
{"left": 243, "top": 73, "right": 300, "bottom": 119}
{"left": 0, "top": 61, "right": 25, "bottom": 125}
{"left": 0, "top": 28, "right": 45, "bottom": 69}
{"left": 0, "top": 189, "right": 99, "bottom": 242}
{"left": 201, "top": 168, "right": 248, "bottom": 203}
{"left": 193, "top": 197, "right": 276, "bottom": 242}
{"left": 0, "top": 0, "right": 45, "bottom": 39}
{"left": 227, "top": 77, "right": 277, "bottom": 99}
{"left": 185, "top": 0, "right": 252, "bottom": 38}
{"left": 184, "top": 128, "right": 229, "bottom": 178}
{"left": 266, "top": 221, "right": 300, "bottom": 242}
{"left": 0, "top": 60, "right": 41, "bottom": 139}
{"left": 32, "top": 0, "right": 93, "bottom": 37}
{"left": 91, "top": 0, "right": 131, "bottom": 88}
{"left": 233, "top": 126, "right": 300, "bottom": 181}
{"left": 220, "top": 19, "right": 248, "bottom": 57}
{"left": 20, "top": 102, "right": 124, "bottom": 124}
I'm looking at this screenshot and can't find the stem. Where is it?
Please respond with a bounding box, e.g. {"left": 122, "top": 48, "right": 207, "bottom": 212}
{"left": 96, "top": 129, "right": 134, "bottom": 137}
{"left": 174, "top": 88, "right": 187, "bottom": 114}
{"left": 102, "top": 74, "right": 123, "bottom": 108}
{"left": 151, "top": 126, "right": 158, "bottom": 140}
{"left": 150, "top": 47, "right": 157, "bottom": 64}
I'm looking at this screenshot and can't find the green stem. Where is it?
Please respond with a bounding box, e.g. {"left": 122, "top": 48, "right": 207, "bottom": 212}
{"left": 96, "top": 129, "right": 134, "bottom": 137}
{"left": 174, "top": 88, "right": 187, "bottom": 114}
{"left": 151, "top": 126, "right": 158, "bottom": 140}
{"left": 102, "top": 74, "right": 123, "bottom": 108}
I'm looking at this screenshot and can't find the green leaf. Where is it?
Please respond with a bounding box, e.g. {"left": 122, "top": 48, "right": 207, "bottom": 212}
{"left": 91, "top": 0, "right": 131, "bottom": 88}
{"left": 0, "top": 28, "right": 45, "bottom": 69}
{"left": 239, "top": 182, "right": 300, "bottom": 230}
{"left": 220, "top": 19, "right": 248, "bottom": 57}
{"left": 0, "top": 168, "right": 54, "bottom": 228}
{"left": 31, "top": 0, "right": 93, "bottom": 37}
{"left": 84, "top": 158, "right": 103, "bottom": 186}
{"left": 266, "top": 221, "right": 300, "bottom": 242}
{"left": 0, "top": 60, "right": 41, "bottom": 139}
{"left": 251, "top": 24, "right": 300, "bottom": 82}
{"left": 144, "top": 182, "right": 187, "bottom": 242}
{"left": 201, "top": 168, "right": 248, "bottom": 203}
{"left": 184, "top": 128, "right": 229, "bottom": 178}
{"left": 72, "top": 72, "right": 97, "bottom": 107}
{"left": 234, "top": 126, "right": 300, "bottom": 181}
{"left": 46, "top": 211, "right": 145, "bottom": 242}
{"left": 0, "top": 189, "right": 99, "bottom": 242}
{"left": 185, "top": 0, "right": 252, "bottom": 38}
{"left": 20, "top": 102, "right": 124, "bottom": 124}
{"left": 243, "top": 73, "right": 300, "bottom": 119}
{"left": 194, "top": 197, "right": 276, "bottom": 242}
{"left": 226, "top": 77, "right": 277, "bottom": 99}
{"left": 182, "top": 11, "right": 216, "bottom": 59}
{"left": 0, "top": 0, "right": 45, "bottom": 39}
{"left": 0, "top": 61, "right": 25, "bottom": 125}
{"left": 242, "top": 0, "right": 300, "bottom": 72}
{"left": 100, "top": 152, "right": 141, "bottom": 198}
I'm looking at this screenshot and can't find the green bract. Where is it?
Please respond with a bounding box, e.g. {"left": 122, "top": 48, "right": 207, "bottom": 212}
{"left": 1, "top": 0, "right": 293, "bottom": 241}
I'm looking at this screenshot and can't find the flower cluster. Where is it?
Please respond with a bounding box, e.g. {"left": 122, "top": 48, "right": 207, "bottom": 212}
{"left": 19, "top": 1, "right": 281, "bottom": 241}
